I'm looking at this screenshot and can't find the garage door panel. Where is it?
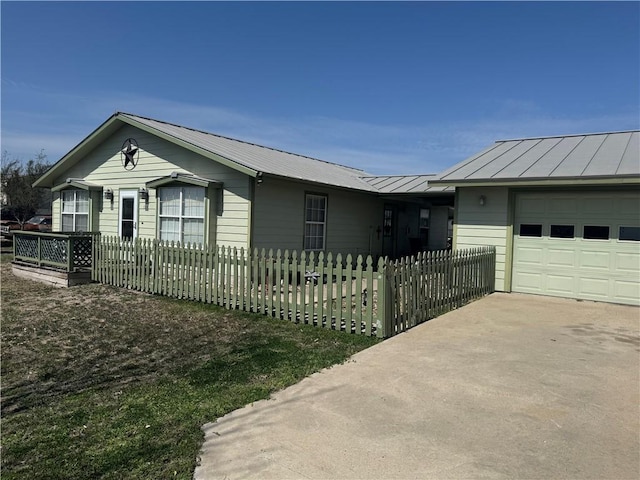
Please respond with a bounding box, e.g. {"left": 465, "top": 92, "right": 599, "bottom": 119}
{"left": 514, "top": 246, "right": 544, "bottom": 265}
{"left": 615, "top": 251, "right": 640, "bottom": 272}
{"left": 547, "top": 247, "right": 576, "bottom": 267}
{"left": 512, "top": 271, "right": 543, "bottom": 291}
{"left": 513, "top": 191, "right": 640, "bottom": 306}
{"left": 578, "top": 277, "right": 610, "bottom": 299}
{"left": 579, "top": 250, "right": 611, "bottom": 270}
{"left": 612, "top": 280, "right": 640, "bottom": 304}
{"left": 546, "top": 274, "right": 575, "bottom": 295}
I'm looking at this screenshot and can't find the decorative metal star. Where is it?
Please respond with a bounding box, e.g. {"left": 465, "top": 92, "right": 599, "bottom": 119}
{"left": 121, "top": 138, "right": 139, "bottom": 170}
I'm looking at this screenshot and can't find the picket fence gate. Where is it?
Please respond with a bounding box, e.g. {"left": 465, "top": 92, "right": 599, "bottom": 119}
{"left": 91, "top": 236, "right": 495, "bottom": 338}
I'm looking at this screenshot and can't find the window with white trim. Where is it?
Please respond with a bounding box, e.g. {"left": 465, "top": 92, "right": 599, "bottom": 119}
{"left": 158, "top": 186, "right": 205, "bottom": 245}
{"left": 61, "top": 190, "right": 89, "bottom": 232}
{"left": 304, "top": 194, "right": 327, "bottom": 251}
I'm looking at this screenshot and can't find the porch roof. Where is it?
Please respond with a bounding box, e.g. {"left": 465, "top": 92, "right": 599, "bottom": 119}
{"left": 51, "top": 178, "right": 103, "bottom": 192}
{"left": 359, "top": 175, "right": 454, "bottom": 194}
{"left": 146, "top": 172, "right": 223, "bottom": 189}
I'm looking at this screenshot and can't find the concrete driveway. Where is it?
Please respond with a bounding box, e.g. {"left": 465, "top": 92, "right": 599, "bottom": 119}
{"left": 194, "top": 293, "right": 640, "bottom": 480}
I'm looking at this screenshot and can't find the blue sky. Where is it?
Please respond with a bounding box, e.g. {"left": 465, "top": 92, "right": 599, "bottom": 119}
{"left": 2, "top": 1, "right": 639, "bottom": 175}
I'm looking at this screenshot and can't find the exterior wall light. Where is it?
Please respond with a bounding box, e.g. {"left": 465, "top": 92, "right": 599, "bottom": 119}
{"left": 479, "top": 195, "right": 486, "bottom": 206}
{"left": 139, "top": 188, "right": 149, "bottom": 201}
{"left": 104, "top": 188, "right": 114, "bottom": 201}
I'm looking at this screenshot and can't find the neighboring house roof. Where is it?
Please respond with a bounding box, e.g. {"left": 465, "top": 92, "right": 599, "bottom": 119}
{"left": 431, "top": 130, "right": 640, "bottom": 186}
{"left": 34, "top": 112, "right": 450, "bottom": 196}
{"left": 360, "top": 175, "right": 453, "bottom": 194}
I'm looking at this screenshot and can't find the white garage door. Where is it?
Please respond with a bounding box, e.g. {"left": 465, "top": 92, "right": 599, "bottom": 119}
{"left": 512, "top": 191, "right": 640, "bottom": 305}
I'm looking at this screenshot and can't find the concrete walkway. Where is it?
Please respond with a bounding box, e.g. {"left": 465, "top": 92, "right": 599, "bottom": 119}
{"left": 194, "top": 293, "right": 640, "bottom": 480}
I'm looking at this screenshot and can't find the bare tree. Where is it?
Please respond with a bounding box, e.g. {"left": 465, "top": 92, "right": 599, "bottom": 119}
{"left": 1, "top": 150, "right": 51, "bottom": 228}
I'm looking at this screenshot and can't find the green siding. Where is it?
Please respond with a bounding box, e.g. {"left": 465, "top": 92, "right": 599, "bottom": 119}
{"left": 455, "top": 187, "right": 510, "bottom": 291}
{"left": 50, "top": 124, "right": 251, "bottom": 249}
{"left": 253, "top": 177, "right": 384, "bottom": 256}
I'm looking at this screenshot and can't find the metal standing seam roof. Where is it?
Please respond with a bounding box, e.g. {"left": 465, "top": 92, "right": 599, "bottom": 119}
{"left": 431, "top": 130, "right": 640, "bottom": 184}
{"left": 120, "top": 113, "right": 379, "bottom": 192}
{"left": 359, "top": 175, "right": 453, "bottom": 193}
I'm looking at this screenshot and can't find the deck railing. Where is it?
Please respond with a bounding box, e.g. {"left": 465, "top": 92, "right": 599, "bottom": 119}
{"left": 13, "top": 231, "right": 98, "bottom": 272}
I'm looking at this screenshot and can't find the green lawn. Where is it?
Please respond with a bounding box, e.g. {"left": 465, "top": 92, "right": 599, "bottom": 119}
{"left": 1, "top": 257, "right": 378, "bottom": 479}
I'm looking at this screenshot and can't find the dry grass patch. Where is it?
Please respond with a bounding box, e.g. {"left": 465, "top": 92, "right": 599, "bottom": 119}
{"left": 1, "top": 256, "right": 378, "bottom": 479}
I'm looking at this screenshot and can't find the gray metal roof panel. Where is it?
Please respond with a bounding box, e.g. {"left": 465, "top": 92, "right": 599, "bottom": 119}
{"left": 467, "top": 139, "right": 542, "bottom": 179}
{"left": 618, "top": 132, "right": 640, "bottom": 175}
{"left": 432, "top": 130, "right": 640, "bottom": 183}
{"left": 549, "top": 134, "right": 606, "bottom": 177}
{"left": 401, "top": 176, "right": 431, "bottom": 192}
{"left": 498, "top": 137, "right": 561, "bottom": 178}
{"left": 520, "top": 136, "right": 583, "bottom": 178}
{"left": 121, "top": 113, "right": 376, "bottom": 192}
{"left": 374, "top": 176, "right": 406, "bottom": 190}
{"left": 583, "top": 132, "right": 633, "bottom": 176}
{"left": 359, "top": 175, "right": 452, "bottom": 194}
{"left": 437, "top": 141, "right": 519, "bottom": 181}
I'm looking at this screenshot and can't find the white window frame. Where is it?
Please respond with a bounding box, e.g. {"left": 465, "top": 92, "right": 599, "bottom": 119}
{"left": 118, "top": 190, "right": 139, "bottom": 239}
{"left": 158, "top": 186, "right": 206, "bottom": 245}
{"left": 61, "top": 189, "right": 90, "bottom": 232}
{"left": 304, "top": 193, "right": 327, "bottom": 251}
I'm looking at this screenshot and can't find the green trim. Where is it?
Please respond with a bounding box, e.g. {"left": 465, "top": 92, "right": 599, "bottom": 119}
{"left": 503, "top": 188, "right": 515, "bottom": 292}
{"left": 51, "top": 180, "right": 103, "bottom": 192}
{"left": 247, "top": 177, "right": 255, "bottom": 251}
{"left": 452, "top": 189, "right": 459, "bottom": 250}
{"left": 119, "top": 115, "right": 258, "bottom": 178}
{"left": 206, "top": 184, "right": 218, "bottom": 247}
{"left": 146, "top": 173, "right": 222, "bottom": 189}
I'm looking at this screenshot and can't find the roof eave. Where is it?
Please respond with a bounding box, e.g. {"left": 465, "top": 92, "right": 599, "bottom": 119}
{"left": 118, "top": 114, "right": 259, "bottom": 178}
{"left": 51, "top": 179, "right": 104, "bottom": 192}
{"left": 146, "top": 172, "right": 223, "bottom": 189}
{"left": 33, "top": 113, "right": 260, "bottom": 188}
{"left": 260, "top": 171, "right": 379, "bottom": 193}
{"left": 429, "top": 175, "right": 640, "bottom": 188}
{"left": 378, "top": 189, "right": 455, "bottom": 196}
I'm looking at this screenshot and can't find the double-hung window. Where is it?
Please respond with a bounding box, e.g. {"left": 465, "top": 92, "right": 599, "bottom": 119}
{"left": 61, "top": 190, "right": 89, "bottom": 232}
{"left": 158, "top": 186, "right": 205, "bottom": 245}
{"left": 304, "top": 194, "right": 327, "bottom": 251}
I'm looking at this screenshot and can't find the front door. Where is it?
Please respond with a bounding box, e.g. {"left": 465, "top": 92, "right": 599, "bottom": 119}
{"left": 119, "top": 190, "right": 138, "bottom": 240}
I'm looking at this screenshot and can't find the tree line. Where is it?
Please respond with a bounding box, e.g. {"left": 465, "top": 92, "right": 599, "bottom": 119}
{"left": 1, "top": 150, "right": 52, "bottom": 227}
